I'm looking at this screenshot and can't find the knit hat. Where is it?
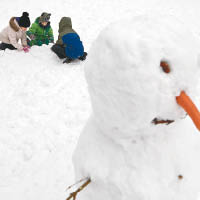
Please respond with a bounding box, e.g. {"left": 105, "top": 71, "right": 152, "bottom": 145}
{"left": 39, "top": 12, "right": 51, "bottom": 23}
{"left": 18, "top": 12, "right": 30, "bottom": 27}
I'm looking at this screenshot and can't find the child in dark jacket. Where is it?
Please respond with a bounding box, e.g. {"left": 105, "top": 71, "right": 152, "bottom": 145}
{"left": 51, "top": 17, "right": 87, "bottom": 63}
{"left": 26, "top": 12, "right": 54, "bottom": 46}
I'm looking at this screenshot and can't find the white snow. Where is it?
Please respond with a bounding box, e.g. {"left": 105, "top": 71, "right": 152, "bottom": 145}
{"left": 0, "top": 1, "right": 147, "bottom": 199}
{"left": 73, "top": 12, "right": 200, "bottom": 200}
{"left": 1, "top": 0, "right": 200, "bottom": 200}
{"left": 0, "top": 45, "right": 90, "bottom": 200}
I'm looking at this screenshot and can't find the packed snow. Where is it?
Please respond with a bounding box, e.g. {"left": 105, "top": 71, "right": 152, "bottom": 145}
{"left": 73, "top": 13, "right": 200, "bottom": 200}
{"left": 0, "top": 45, "right": 90, "bottom": 200}
{"left": 1, "top": 0, "right": 200, "bottom": 200}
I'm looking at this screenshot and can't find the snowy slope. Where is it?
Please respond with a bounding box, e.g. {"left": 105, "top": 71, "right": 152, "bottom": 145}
{"left": 0, "top": 45, "right": 91, "bottom": 200}
{"left": 1, "top": 0, "right": 200, "bottom": 200}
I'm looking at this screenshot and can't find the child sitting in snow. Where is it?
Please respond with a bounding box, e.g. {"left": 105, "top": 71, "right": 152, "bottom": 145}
{"left": 51, "top": 17, "right": 87, "bottom": 63}
{"left": 0, "top": 12, "right": 30, "bottom": 52}
{"left": 26, "top": 12, "right": 54, "bottom": 46}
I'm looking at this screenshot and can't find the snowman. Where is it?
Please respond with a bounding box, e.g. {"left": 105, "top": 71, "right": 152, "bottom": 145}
{"left": 73, "top": 14, "right": 200, "bottom": 200}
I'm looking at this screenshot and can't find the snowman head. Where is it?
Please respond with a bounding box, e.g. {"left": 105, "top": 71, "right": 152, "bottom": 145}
{"left": 85, "top": 14, "right": 200, "bottom": 140}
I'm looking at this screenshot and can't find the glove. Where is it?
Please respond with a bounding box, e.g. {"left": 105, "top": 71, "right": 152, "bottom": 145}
{"left": 29, "top": 34, "right": 35, "bottom": 40}
{"left": 23, "top": 47, "right": 29, "bottom": 53}
{"left": 49, "top": 38, "right": 54, "bottom": 43}
{"left": 24, "top": 45, "right": 31, "bottom": 49}
{"left": 44, "top": 38, "right": 49, "bottom": 45}
{"left": 37, "top": 40, "right": 43, "bottom": 46}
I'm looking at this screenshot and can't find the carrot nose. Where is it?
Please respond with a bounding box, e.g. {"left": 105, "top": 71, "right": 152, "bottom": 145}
{"left": 176, "top": 91, "right": 200, "bottom": 131}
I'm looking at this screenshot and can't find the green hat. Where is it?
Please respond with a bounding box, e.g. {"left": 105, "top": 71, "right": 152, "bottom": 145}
{"left": 39, "top": 12, "right": 51, "bottom": 23}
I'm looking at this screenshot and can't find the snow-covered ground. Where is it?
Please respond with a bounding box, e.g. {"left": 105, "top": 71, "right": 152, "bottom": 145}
{"left": 0, "top": 45, "right": 90, "bottom": 199}
{"left": 0, "top": 1, "right": 143, "bottom": 199}
{"left": 1, "top": 0, "right": 200, "bottom": 200}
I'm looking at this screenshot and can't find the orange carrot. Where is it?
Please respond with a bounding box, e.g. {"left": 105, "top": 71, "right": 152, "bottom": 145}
{"left": 176, "top": 91, "right": 200, "bottom": 131}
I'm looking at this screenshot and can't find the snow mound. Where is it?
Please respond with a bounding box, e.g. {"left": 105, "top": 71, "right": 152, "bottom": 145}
{"left": 0, "top": 45, "right": 91, "bottom": 200}
{"left": 73, "top": 14, "right": 200, "bottom": 200}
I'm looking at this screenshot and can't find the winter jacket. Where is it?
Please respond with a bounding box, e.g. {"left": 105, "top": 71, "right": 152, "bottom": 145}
{"left": 26, "top": 17, "right": 54, "bottom": 46}
{"left": 56, "top": 17, "right": 76, "bottom": 46}
{"left": 0, "top": 17, "right": 27, "bottom": 50}
{"left": 56, "top": 17, "right": 84, "bottom": 59}
{"left": 62, "top": 33, "right": 84, "bottom": 59}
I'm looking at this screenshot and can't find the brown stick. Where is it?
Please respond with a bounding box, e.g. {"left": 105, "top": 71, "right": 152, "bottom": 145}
{"left": 152, "top": 118, "right": 174, "bottom": 125}
{"left": 66, "top": 178, "right": 91, "bottom": 200}
{"left": 66, "top": 177, "right": 90, "bottom": 191}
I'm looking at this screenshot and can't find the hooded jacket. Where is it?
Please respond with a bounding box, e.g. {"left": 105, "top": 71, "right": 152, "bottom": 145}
{"left": 26, "top": 17, "right": 54, "bottom": 42}
{"left": 56, "top": 17, "right": 76, "bottom": 45}
{"left": 0, "top": 17, "right": 27, "bottom": 50}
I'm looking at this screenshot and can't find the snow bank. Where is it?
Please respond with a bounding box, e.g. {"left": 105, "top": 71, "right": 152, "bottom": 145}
{"left": 73, "top": 14, "right": 200, "bottom": 200}
{"left": 0, "top": 45, "right": 91, "bottom": 200}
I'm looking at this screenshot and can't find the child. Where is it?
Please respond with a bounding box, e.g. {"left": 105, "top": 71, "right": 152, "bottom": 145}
{"left": 0, "top": 12, "right": 30, "bottom": 52}
{"left": 27, "top": 12, "right": 54, "bottom": 46}
{"left": 51, "top": 17, "right": 87, "bottom": 63}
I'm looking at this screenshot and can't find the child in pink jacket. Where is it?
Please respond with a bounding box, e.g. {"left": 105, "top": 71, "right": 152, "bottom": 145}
{"left": 0, "top": 12, "right": 30, "bottom": 52}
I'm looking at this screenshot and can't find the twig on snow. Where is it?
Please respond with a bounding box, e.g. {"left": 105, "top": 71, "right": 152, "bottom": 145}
{"left": 66, "top": 178, "right": 91, "bottom": 200}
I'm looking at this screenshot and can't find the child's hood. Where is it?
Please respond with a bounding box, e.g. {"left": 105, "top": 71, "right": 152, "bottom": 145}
{"left": 9, "top": 17, "right": 20, "bottom": 32}
{"left": 59, "top": 17, "right": 72, "bottom": 33}
{"left": 35, "top": 17, "right": 41, "bottom": 24}
{"left": 34, "top": 17, "right": 51, "bottom": 28}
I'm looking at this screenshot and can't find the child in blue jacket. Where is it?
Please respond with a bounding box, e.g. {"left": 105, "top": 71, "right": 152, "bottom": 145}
{"left": 51, "top": 17, "right": 87, "bottom": 63}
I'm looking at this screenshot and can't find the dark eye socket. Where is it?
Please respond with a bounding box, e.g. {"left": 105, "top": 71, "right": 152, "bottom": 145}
{"left": 160, "top": 60, "right": 171, "bottom": 73}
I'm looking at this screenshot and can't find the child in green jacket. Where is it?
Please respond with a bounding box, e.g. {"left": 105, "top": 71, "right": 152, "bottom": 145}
{"left": 27, "top": 12, "right": 54, "bottom": 46}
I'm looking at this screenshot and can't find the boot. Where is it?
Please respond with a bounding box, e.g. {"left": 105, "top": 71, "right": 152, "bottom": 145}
{"left": 63, "top": 57, "right": 73, "bottom": 64}
{"left": 79, "top": 52, "right": 88, "bottom": 61}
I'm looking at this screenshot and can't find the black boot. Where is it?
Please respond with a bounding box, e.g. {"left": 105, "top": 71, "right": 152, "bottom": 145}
{"left": 79, "top": 52, "right": 88, "bottom": 61}
{"left": 63, "top": 57, "right": 73, "bottom": 64}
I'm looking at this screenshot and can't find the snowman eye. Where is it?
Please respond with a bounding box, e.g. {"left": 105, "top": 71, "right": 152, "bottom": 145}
{"left": 160, "top": 60, "right": 171, "bottom": 73}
